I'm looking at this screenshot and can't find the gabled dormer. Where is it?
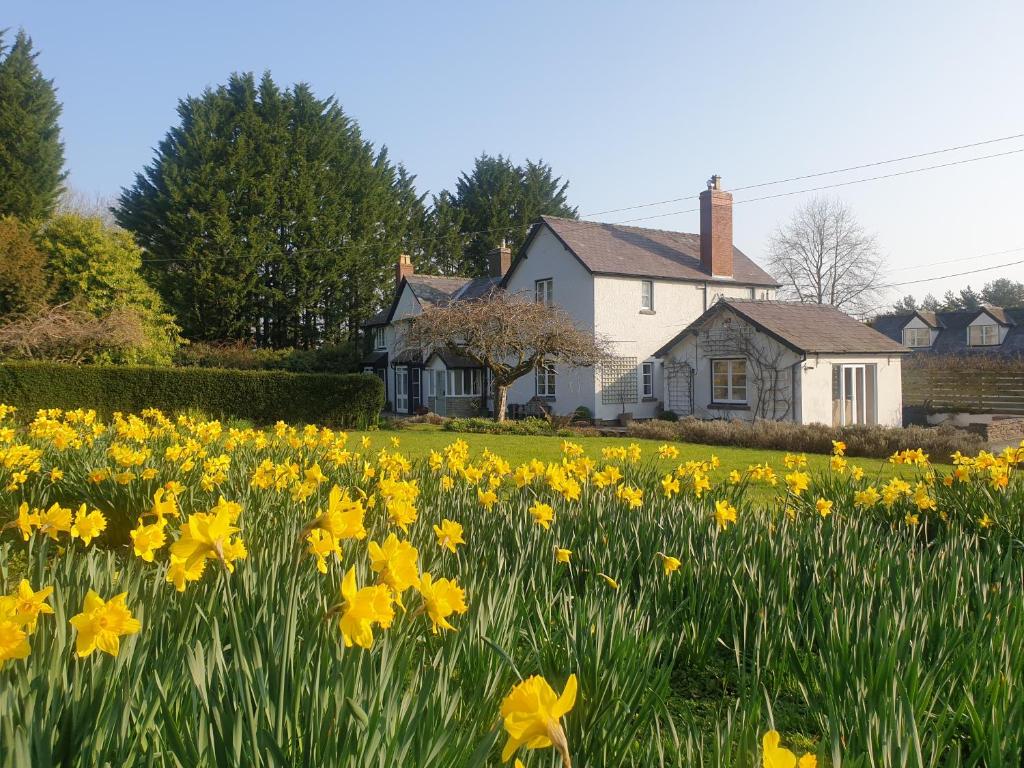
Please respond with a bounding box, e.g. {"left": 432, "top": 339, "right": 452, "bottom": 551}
{"left": 966, "top": 306, "right": 1013, "bottom": 348}
{"left": 900, "top": 310, "right": 942, "bottom": 349}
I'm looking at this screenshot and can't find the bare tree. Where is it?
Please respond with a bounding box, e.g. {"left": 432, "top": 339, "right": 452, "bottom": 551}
{"left": 403, "top": 290, "right": 608, "bottom": 422}
{"left": 767, "top": 197, "right": 885, "bottom": 316}
{"left": 0, "top": 305, "right": 146, "bottom": 363}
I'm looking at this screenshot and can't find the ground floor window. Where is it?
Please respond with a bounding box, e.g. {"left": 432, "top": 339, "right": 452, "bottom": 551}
{"left": 536, "top": 363, "right": 556, "bottom": 397}
{"left": 711, "top": 359, "right": 747, "bottom": 404}
{"left": 448, "top": 368, "right": 482, "bottom": 397}
{"left": 641, "top": 361, "right": 654, "bottom": 398}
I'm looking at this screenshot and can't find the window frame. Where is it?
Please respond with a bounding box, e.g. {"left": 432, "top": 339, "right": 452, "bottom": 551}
{"left": 536, "top": 363, "right": 557, "bottom": 398}
{"left": 534, "top": 278, "right": 554, "bottom": 306}
{"left": 640, "top": 280, "right": 654, "bottom": 311}
{"left": 968, "top": 324, "right": 999, "bottom": 346}
{"left": 902, "top": 327, "right": 931, "bottom": 348}
{"left": 373, "top": 327, "right": 386, "bottom": 351}
{"left": 641, "top": 361, "right": 654, "bottom": 398}
{"left": 447, "top": 368, "right": 482, "bottom": 398}
{"left": 710, "top": 358, "right": 747, "bottom": 405}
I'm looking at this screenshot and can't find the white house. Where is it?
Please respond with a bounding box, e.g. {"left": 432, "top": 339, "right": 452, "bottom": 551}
{"left": 654, "top": 299, "right": 909, "bottom": 426}
{"left": 363, "top": 175, "right": 909, "bottom": 425}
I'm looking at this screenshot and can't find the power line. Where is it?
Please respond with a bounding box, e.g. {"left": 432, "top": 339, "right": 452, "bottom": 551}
{"left": 888, "top": 245, "right": 1024, "bottom": 273}
{"left": 881, "top": 257, "right": 1024, "bottom": 289}
{"left": 138, "top": 135, "right": 1024, "bottom": 265}
{"left": 583, "top": 131, "right": 1024, "bottom": 217}
{"left": 613, "top": 146, "right": 1024, "bottom": 224}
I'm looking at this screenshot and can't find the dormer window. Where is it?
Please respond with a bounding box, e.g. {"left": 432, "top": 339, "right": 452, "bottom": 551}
{"left": 373, "top": 327, "right": 386, "bottom": 350}
{"left": 968, "top": 324, "right": 999, "bottom": 346}
{"left": 902, "top": 328, "right": 931, "bottom": 348}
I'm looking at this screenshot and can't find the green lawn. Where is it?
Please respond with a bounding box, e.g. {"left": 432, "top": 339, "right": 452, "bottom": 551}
{"left": 354, "top": 424, "right": 911, "bottom": 502}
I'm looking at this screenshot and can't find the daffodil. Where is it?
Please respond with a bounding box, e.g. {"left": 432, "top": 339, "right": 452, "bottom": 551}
{"left": 0, "top": 580, "right": 54, "bottom": 633}
{"left": 555, "top": 548, "right": 572, "bottom": 564}
{"left": 530, "top": 502, "right": 555, "bottom": 530}
{"left": 815, "top": 498, "right": 833, "bottom": 518}
{"left": 598, "top": 573, "right": 619, "bottom": 590}
{"left": 170, "top": 502, "right": 247, "bottom": 573}
{"left": 337, "top": 566, "right": 394, "bottom": 649}
{"left": 433, "top": 518, "right": 465, "bottom": 553}
{"left": 761, "top": 730, "right": 816, "bottom": 768}
{"left": 500, "top": 673, "right": 577, "bottom": 764}
{"left": 69, "top": 590, "right": 142, "bottom": 658}
{"left": 658, "top": 553, "right": 681, "bottom": 576}
{"left": 166, "top": 554, "right": 206, "bottom": 592}
{"left": 417, "top": 572, "right": 468, "bottom": 633}
{"left": 367, "top": 534, "right": 420, "bottom": 604}
{"left": 306, "top": 528, "right": 342, "bottom": 573}
{"left": 71, "top": 505, "right": 107, "bottom": 545}
{"left": 714, "top": 499, "right": 738, "bottom": 529}
{"left": 0, "top": 619, "right": 30, "bottom": 668}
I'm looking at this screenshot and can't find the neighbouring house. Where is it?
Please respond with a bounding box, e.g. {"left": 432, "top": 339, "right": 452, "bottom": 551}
{"left": 654, "top": 299, "right": 910, "bottom": 426}
{"left": 364, "top": 175, "right": 904, "bottom": 425}
{"left": 361, "top": 252, "right": 504, "bottom": 416}
{"left": 870, "top": 306, "right": 1024, "bottom": 357}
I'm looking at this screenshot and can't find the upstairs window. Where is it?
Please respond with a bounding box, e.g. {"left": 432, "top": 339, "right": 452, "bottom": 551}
{"left": 902, "top": 328, "right": 931, "bottom": 348}
{"left": 968, "top": 324, "right": 999, "bottom": 346}
{"left": 373, "top": 327, "right": 386, "bottom": 350}
{"left": 641, "top": 280, "right": 654, "bottom": 311}
{"left": 535, "top": 278, "right": 553, "bottom": 306}
{"left": 711, "top": 359, "right": 747, "bottom": 404}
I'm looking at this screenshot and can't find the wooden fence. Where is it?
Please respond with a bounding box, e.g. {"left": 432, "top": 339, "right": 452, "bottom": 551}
{"left": 903, "top": 364, "right": 1024, "bottom": 415}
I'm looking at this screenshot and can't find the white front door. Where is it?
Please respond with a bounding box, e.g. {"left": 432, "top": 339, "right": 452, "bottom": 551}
{"left": 395, "top": 366, "right": 409, "bottom": 413}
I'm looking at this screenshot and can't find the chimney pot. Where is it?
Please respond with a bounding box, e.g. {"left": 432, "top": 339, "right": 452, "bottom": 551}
{"left": 699, "top": 176, "right": 733, "bottom": 277}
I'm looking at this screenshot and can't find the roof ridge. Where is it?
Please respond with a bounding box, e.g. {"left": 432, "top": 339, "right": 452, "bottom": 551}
{"left": 544, "top": 213, "right": 701, "bottom": 239}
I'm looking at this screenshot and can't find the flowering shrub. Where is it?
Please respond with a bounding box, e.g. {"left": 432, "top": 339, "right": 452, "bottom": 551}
{"left": 0, "top": 404, "right": 1022, "bottom": 766}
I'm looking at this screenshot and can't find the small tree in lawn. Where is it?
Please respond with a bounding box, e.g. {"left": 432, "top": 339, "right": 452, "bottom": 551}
{"left": 403, "top": 290, "right": 607, "bottom": 422}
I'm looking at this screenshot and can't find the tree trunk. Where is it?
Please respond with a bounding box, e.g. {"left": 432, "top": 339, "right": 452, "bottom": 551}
{"left": 494, "top": 382, "right": 509, "bottom": 423}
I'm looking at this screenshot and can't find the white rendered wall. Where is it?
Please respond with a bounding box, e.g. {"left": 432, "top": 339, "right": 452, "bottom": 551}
{"left": 503, "top": 226, "right": 597, "bottom": 417}
{"left": 800, "top": 354, "right": 903, "bottom": 427}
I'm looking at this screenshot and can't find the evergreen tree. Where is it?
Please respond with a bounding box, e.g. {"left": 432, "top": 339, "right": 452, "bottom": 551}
{"left": 980, "top": 278, "right": 1024, "bottom": 307}
{"left": 892, "top": 294, "right": 917, "bottom": 312}
{"left": 958, "top": 285, "right": 982, "bottom": 310}
{"left": 919, "top": 293, "right": 940, "bottom": 311}
{"left": 116, "top": 72, "right": 425, "bottom": 347}
{"left": 0, "top": 215, "right": 51, "bottom": 315}
{"left": 423, "top": 154, "right": 577, "bottom": 276}
{"left": 0, "top": 30, "right": 66, "bottom": 220}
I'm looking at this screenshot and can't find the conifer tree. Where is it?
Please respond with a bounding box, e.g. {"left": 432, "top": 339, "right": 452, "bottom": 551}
{"left": 116, "top": 72, "right": 424, "bottom": 346}
{"left": 0, "top": 29, "right": 66, "bottom": 220}
{"left": 422, "top": 154, "right": 576, "bottom": 276}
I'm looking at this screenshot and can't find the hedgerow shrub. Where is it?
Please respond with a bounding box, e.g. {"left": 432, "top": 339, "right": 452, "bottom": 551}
{"left": 444, "top": 416, "right": 576, "bottom": 437}
{"left": 174, "top": 340, "right": 360, "bottom": 373}
{"left": 0, "top": 362, "right": 383, "bottom": 427}
{"left": 629, "top": 418, "right": 983, "bottom": 463}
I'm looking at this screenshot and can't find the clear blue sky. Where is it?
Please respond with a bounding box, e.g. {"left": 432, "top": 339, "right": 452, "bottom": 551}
{"left": 7, "top": 0, "right": 1024, "bottom": 305}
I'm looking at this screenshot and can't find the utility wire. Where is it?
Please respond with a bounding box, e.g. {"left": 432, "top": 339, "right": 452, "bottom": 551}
{"left": 583, "top": 130, "right": 1024, "bottom": 217}
{"left": 613, "top": 146, "right": 1024, "bottom": 224}
{"left": 138, "top": 136, "right": 1024, "bottom": 265}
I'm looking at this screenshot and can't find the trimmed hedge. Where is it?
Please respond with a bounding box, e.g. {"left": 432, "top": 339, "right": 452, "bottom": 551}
{"left": 0, "top": 362, "right": 383, "bottom": 427}
{"left": 628, "top": 417, "right": 983, "bottom": 463}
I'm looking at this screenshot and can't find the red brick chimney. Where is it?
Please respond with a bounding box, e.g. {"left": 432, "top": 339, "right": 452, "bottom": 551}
{"left": 487, "top": 241, "right": 513, "bottom": 278}
{"left": 699, "top": 175, "right": 733, "bottom": 277}
{"left": 395, "top": 253, "right": 414, "bottom": 291}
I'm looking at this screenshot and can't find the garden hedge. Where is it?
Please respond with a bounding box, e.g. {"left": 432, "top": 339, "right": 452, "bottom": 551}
{"left": 0, "top": 362, "right": 383, "bottom": 427}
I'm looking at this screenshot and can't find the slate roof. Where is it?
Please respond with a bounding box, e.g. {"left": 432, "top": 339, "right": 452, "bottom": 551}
{"left": 656, "top": 299, "right": 910, "bottom": 357}
{"left": 508, "top": 216, "right": 778, "bottom": 287}
{"left": 361, "top": 309, "right": 390, "bottom": 328}
{"left": 871, "top": 306, "right": 1024, "bottom": 357}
